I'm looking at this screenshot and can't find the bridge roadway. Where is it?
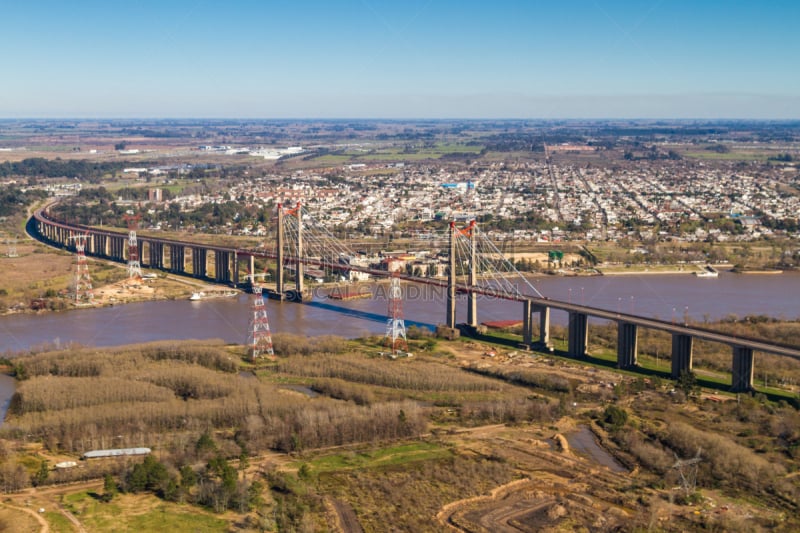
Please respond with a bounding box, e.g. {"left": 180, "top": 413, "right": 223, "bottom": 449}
{"left": 32, "top": 208, "right": 800, "bottom": 392}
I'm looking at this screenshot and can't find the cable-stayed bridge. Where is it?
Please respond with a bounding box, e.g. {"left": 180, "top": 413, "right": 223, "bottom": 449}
{"left": 31, "top": 203, "right": 800, "bottom": 393}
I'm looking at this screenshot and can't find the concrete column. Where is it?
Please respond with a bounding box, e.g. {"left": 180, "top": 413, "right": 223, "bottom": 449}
{"left": 146, "top": 241, "right": 153, "bottom": 268}
{"left": 190, "top": 247, "right": 197, "bottom": 275}
{"left": 276, "top": 204, "right": 284, "bottom": 295}
{"left": 538, "top": 305, "right": 551, "bottom": 348}
{"left": 214, "top": 251, "right": 223, "bottom": 282}
{"left": 446, "top": 221, "right": 456, "bottom": 329}
{"left": 110, "top": 237, "right": 120, "bottom": 261}
{"left": 731, "top": 346, "right": 754, "bottom": 393}
{"left": 192, "top": 248, "right": 207, "bottom": 278}
{"left": 568, "top": 312, "right": 588, "bottom": 357}
{"left": 199, "top": 248, "right": 208, "bottom": 278}
{"left": 522, "top": 300, "right": 533, "bottom": 345}
{"left": 151, "top": 242, "right": 164, "bottom": 268}
{"left": 169, "top": 244, "right": 184, "bottom": 273}
{"left": 233, "top": 251, "right": 239, "bottom": 287}
{"left": 467, "top": 221, "right": 477, "bottom": 327}
{"left": 670, "top": 334, "right": 694, "bottom": 379}
{"left": 617, "top": 322, "right": 638, "bottom": 369}
{"left": 215, "top": 251, "right": 230, "bottom": 283}
{"left": 139, "top": 240, "right": 148, "bottom": 267}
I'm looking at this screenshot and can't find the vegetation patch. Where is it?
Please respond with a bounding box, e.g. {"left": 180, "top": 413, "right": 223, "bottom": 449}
{"left": 63, "top": 491, "right": 228, "bottom": 532}
{"left": 296, "top": 442, "right": 452, "bottom": 474}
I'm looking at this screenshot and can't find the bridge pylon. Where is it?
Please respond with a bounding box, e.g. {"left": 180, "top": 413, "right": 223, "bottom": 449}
{"left": 274, "top": 202, "right": 310, "bottom": 302}
{"left": 443, "top": 221, "right": 458, "bottom": 333}
{"left": 463, "top": 220, "right": 477, "bottom": 328}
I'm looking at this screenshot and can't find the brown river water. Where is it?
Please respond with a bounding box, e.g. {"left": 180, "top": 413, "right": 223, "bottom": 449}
{"left": 1, "top": 271, "right": 797, "bottom": 354}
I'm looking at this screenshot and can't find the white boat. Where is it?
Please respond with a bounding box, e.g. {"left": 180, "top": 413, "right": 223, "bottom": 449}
{"left": 189, "top": 292, "right": 205, "bottom": 301}
{"left": 694, "top": 267, "right": 719, "bottom": 278}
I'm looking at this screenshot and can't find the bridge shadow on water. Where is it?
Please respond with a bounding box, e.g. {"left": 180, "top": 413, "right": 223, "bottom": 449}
{"left": 305, "top": 300, "right": 437, "bottom": 332}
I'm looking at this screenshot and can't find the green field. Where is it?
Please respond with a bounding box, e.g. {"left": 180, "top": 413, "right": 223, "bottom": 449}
{"left": 313, "top": 143, "right": 483, "bottom": 164}
{"left": 62, "top": 492, "right": 229, "bottom": 532}
{"left": 44, "top": 511, "right": 75, "bottom": 533}
{"left": 683, "top": 151, "right": 771, "bottom": 161}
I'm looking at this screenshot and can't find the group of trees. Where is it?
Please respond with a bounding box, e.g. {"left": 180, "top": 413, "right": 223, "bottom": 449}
{"left": 0, "top": 158, "right": 128, "bottom": 183}
{"left": 101, "top": 435, "right": 263, "bottom": 513}
{"left": 0, "top": 186, "right": 47, "bottom": 219}
{"left": 5, "top": 340, "right": 431, "bottom": 458}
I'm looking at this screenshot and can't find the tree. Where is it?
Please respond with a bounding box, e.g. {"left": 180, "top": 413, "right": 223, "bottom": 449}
{"left": 101, "top": 473, "right": 118, "bottom": 502}
{"left": 196, "top": 430, "right": 217, "bottom": 457}
{"left": 32, "top": 460, "right": 49, "bottom": 487}
{"left": 603, "top": 405, "right": 628, "bottom": 430}
{"left": 676, "top": 370, "right": 699, "bottom": 399}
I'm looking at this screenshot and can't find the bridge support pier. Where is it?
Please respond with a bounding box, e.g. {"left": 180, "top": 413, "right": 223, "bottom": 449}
{"left": 732, "top": 346, "right": 754, "bottom": 393}
{"left": 522, "top": 300, "right": 533, "bottom": 345}
{"left": 192, "top": 248, "right": 207, "bottom": 278}
{"left": 150, "top": 242, "right": 164, "bottom": 269}
{"left": 670, "top": 334, "right": 694, "bottom": 379}
{"left": 568, "top": 312, "right": 588, "bottom": 358}
{"left": 169, "top": 245, "right": 185, "bottom": 273}
{"left": 111, "top": 236, "right": 125, "bottom": 262}
{"left": 100, "top": 235, "right": 109, "bottom": 258}
{"left": 214, "top": 251, "right": 230, "bottom": 283}
{"left": 535, "top": 305, "right": 551, "bottom": 349}
{"left": 617, "top": 322, "right": 638, "bottom": 369}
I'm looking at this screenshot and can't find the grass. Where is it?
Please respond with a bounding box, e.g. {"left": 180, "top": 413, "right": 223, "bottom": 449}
{"left": 599, "top": 264, "right": 697, "bottom": 274}
{"left": 295, "top": 441, "right": 452, "bottom": 474}
{"left": 310, "top": 143, "right": 484, "bottom": 165}
{"left": 0, "top": 505, "right": 41, "bottom": 533}
{"left": 44, "top": 511, "right": 76, "bottom": 533}
{"left": 63, "top": 491, "right": 228, "bottom": 533}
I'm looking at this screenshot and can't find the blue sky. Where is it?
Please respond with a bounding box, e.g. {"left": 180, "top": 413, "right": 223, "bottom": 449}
{"left": 1, "top": 0, "right": 798, "bottom": 118}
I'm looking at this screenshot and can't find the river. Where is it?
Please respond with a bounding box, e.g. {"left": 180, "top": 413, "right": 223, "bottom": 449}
{"left": 1, "top": 271, "right": 797, "bottom": 354}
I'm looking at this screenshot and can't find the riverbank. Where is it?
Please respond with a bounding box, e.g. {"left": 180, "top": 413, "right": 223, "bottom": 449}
{"left": 598, "top": 263, "right": 735, "bottom": 276}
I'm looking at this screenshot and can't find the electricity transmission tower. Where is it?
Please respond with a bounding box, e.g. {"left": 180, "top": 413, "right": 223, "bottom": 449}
{"left": 672, "top": 448, "right": 702, "bottom": 496}
{"left": 384, "top": 275, "right": 408, "bottom": 355}
{"left": 247, "top": 269, "right": 274, "bottom": 359}
{"left": 69, "top": 234, "right": 94, "bottom": 304}
{"left": 123, "top": 213, "right": 142, "bottom": 279}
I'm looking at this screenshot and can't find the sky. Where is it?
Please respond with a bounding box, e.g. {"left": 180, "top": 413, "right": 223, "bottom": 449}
{"left": 1, "top": 0, "right": 799, "bottom": 119}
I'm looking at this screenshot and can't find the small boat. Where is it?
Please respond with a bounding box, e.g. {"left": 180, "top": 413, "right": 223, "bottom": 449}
{"left": 189, "top": 292, "right": 205, "bottom": 301}
{"left": 694, "top": 266, "right": 719, "bottom": 278}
